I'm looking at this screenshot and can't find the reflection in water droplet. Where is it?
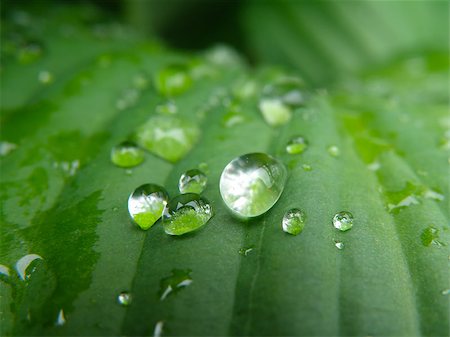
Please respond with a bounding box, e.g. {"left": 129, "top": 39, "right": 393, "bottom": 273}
{"left": 15, "top": 254, "right": 43, "bottom": 280}
{"left": 421, "top": 225, "right": 444, "bottom": 247}
{"left": 286, "top": 136, "right": 308, "bottom": 154}
{"left": 159, "top": 269, "right": 192, "bottom": 301}
{"left": 155, "top": 64, "right": 192, "bottom": 96}
{"left": 117, "top": 291, "right": 132, "bottom": 306}
{"left": 38, "top": 70, "right": 53, "bottom": 84}
{"left": 55, "top": 309, "right": 66, "bottom": 326}
{"left": 111, "top": 141, "right": 145, "bottom": 168}
{"left": 282, "top": 209, "right": 306, "bottom": 235}
{"left": 163, "top": 194, "right": 213, "bottom": 235}
{"left": 334, "top": 240, "right": 344, "bottom": 250}
{"left": 0, "top": 141, "right": 17, "bottom": 156}
{"left": 302, "top": 164, "right": 312, "bottom": 171}
{"left": 153, "top": 321, "right": 164, "bottom": 337}
{"left": 135, "top": 115, "right": 199, "bottom": 163}
{"left": 0, "top": 264, "right": 10, "bottom": 277}
{"left": 238, "top": 246, "right": 254, "bottom": 256}
{"left": 179, "top": 169, "right": 207, "bottom": 194}
{"left": 156, "top": 101, "right": 178, "bottom": 115}
{"left": 332, "top": 211, "right": 353, "bottom": 232}
{"left": 220, "top": 153, "right": 287, "bottom": 218}
{"left": 327, "top": 145, "right": 340, "bottom": 157}
{"left": 128, "top": 184, "right": 169, "bottom": 230}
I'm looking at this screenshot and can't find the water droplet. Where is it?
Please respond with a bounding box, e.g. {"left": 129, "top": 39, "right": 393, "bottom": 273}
{"left": 441, "top": 289, "right": 450, "bottom": 296}
{"left": 54, "top": 160, "right": 80, "bottom": 177}
{"left": 367, "top": 161, "right": 381, "bottom": 171}
{"left": 55, "top": 309, "right": 66, "bottom": 326}
{"left": 281, "top": 209, "right": 306, "bottom": 235}
{"left": 0, "top": 141, "right": 18, "bottom": 156}
{"left": 162, "top": 194, "right": 213, "bottom": 235}
{"left": 128, "top": 184, "right": 169, "bottom": 230}
{"left": 222, "top": 107, "right": 246, "bottom": 128}
{"left": 232, "top": 77, "right": 258, "bottom": 99}
{"left": 117, "top": 291, "right": 132, "bottom": 306}
{"left": 159, "top": 269, "right": 192, "bottom": 301}
{"left": 0, "top": 264, "right": 10, "bottom": 277}
{"left": 156, "top": 101, "right": 178, "bottom": 115}
{"left": 205, "top": 45, "right": 243, "bottom": 67}
{"left": 111, "top": 141, "right": 145, "bottom": 168}
{"left": 179, "top": 169, "right": 207, "bottom": 194}
{"left": 327, "top": 145, "right": 340, "bottom": 157}
{"left": 421, "top": 225, "right": 444, "bottom": 247}
{"left": 198, "top": 162, "right": 209, "bottom": 174}
{"left": 302, "top": 164, "right": 312, "bottom": 171}
{"left": 132, "top": 73, "right": 149, "bottom": 90}
{"left": 258, "top": 77, "right": 305, "bottom": 126}
{"left": 332, "top": 211, "right": 353, "bottom": 232}
{"left": 155, "top": 64, "right": 192, "bottom": 96}
{"left": 15, "top": 254, "right": 43, "bottom": 280}
{"left": 38, "top": 70, "right": 53, "bottom": 84}
{"left": 286, "top": 136, "right": 308, "bottom": 154}
{"left": 116, "top": 88, "right": 140, "bottom": 110}
{"left": 220, "top": 153, "right": 287, "bottom": 218}
{"left": 334, "top": 240, "right": 344, "bottom": 250}
{"left": 135, "top": 115, "right": 199, "bottom": 163}
{"left": 238, "top": 246, "right": 254, "bottom": 256}
{"left": 153, "top": 321, "right": 164, "bottom": 337}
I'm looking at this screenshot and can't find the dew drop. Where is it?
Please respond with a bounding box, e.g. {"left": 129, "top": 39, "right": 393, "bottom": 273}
{"left": 115, "top": 88, "right": 139, "bottom": 110}
{"left": 156, "top": 101, "right": 178, "bottom": 115}
{"left": 155, "top": 64, "right": 192, "bottom": 96}
{"left": 117, "top": 291, "right": 132, "bottom": 306}
{"left": 220, "top": 153, "right": 287, "bottom": 218}
{"left": 55, "top": 309, "right": 66, "bottom": 326}
{"left": 286, "top": 136, "right": 308, "bottom": 154}
{"left": 162, "top": 194, "right": 213, "bottom": 235}
{"left": 0, "top": 141, "right": 18, "bottom": 156}
{"left": 238, "top": 246, "right": 254, "bottom": 256}
{"left": 15, "top": 254, "right": 43, "bottom": 280}
{"left": 132, "top": 73, "right": 149, "bottom": 90}
{"left": 367, "top": 161, "right": 381, "bottom": 171}
{"left": 421, "top": 225, "right": 444, "bottom": 247}
{"left": 302, "top": 164, "right": 312, "bottom": 171}
{"left": 334, "top": 240, "right": 344, "bottom": 250}
{"left": 111, "top": 141, "right": 145, "bottom": 168}
{"left": 332, "top": 211, "right": 353, "bottom": 232}
{"left": 205, "top": 45, "right": 243, "bottom": 67}
{"left": 327, "top": 145, "right": 340, "bottom": 157}
{"left": 159, "top": 269, "right": 192, "bottom": 301}
{"left": 259, "top": 99, "right": 292, "bottom": 127}
{"left": 128, "top": 184, "right": 169, "bottom": 230}
{"left": 179, "top": 169, "right": 207, "bottom": 194}
{"left": 135, "top": 115, "right": 199, "bottom": 163}
{"left": 282, "top": 209, "right": 306, "bottom": 235}
{"left": 38, "top": 70, "right": 53, "bottom": 84}
{"left": 153, "top": 321, "right": 164, "bottom": 337}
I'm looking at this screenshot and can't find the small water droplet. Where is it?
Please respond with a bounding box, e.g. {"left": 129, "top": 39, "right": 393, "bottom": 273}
{"left": 155, "top": 64, "right": 192, "bottom": 96}
{"left": 156, "top": 101, "right": 178, "bottom": 115}
{"left": 327, "top": 145, "right": 340, "bottom": 157}
{"left": 162, "top": 194, "right": 213, "bottom": 235}
{"left": 421, "top": 225, "right": 444, "bottom": 247}
{"left": 367, "top": 161, "right": 381, "bottom": 171}
{"left": 111, "top": 141, "right": 145, "bottom": 168}
{"left": 334, "top": 240, "right": 344, "bottom": 250}
{"left": 302, "top": 164, "right": 312, "bottom": 171}
{"left": 159, "top": 269, "right": 192, "bottom": 301}
{"left": 125, "top": 169, "right": 133, "bottom": 176}
{"left": 332, "top": 211, "right": 353, "bottom": 232}
{"left": 286, "top": 136, "right": 308, "bottom": 154}
{"left": 116, "top": 88, "right": 140, "bottom": 110}
{"left": 117, "top": 291, "right": 132, "bottom": 306}
{"left": 55, "top": 309, "right": 66, "bottom": 326}
{"left": 15, "top": 254, "right": 43, "bottom": 280}
{"left": 0, "top": 141, "right": 18, "bottom": 156}
{"left": 0, "top": 264, "right": 10, "bottom": 277}
{"left": 112, "top": 207, "right": 118, "bottom": 212}
{"left": 135, "top": 115, "right": 199, "bottom": 163}
{"left": 153, "top": 321, "right": 164, "bottom": 337}
{"left": 232, "top": 77, "right": 258, "bottom": 99}
{"left": 441, "top": 289, "right": 450, "bottom": 296}
{"left": 222, "top": 107, "right": 246, "bottom": 128}
{"left": 238, "top": 246, "right": 254, "bottom": 256}
{"left": 220, "top": 153, "right": 287, "bottom": 218}
{"left": 38, "top": 70, "right": 53, "bottom": 84}
{"left": 282, "top": 209, "right": 306, "bottom": 235}
{"left": 179, "top": 169, "right": 207, "bottom": 194}
{"left": 205, "top": 45, "right": 243, "bottom": 67}
{"left": 259, "top": 99, "right": 292, "bottom": 127}
{"left": 128, "top": 184, "right": 169, "bottom": 230}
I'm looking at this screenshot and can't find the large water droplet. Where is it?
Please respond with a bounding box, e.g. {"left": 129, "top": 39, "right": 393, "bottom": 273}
{"left": 286, "top": 136, "right": 308, "bottom": 154}
{"left": 135, "top": 115, "right": 199, "bottom": 163}
{"left": 282, "top": 209, "right": 306, "bottom": 235}
{"left": 258, "top": 77, "right": 305, "bottom": 126}
{"left": 111, "top": 141, "right": 145, "bottom": 168}
{"left": 162, "top": 194, "right": 213, "bottom": 235}
{"left": 421, "top": 225, "right": 444, "bottom": 247}
{"left": 117, "top": 291, "right": 132, "bottom": 306}
{"left": 159, "top": 269, "right": 192, "bottom": 301}
{"left": 155, "top": 64, "right": 192, "bottom": 96}
{"left": 15, "top": 254, "right": 43, "bottom": 280}
{"left": 332, "top": 211, "right": 353, "bottom": 231}
{"left": 128, "top": 184, "right": 169, "bottom": 230}
{"left": 179, "top": 169, "right": 207, "bottom": 194}
{"left": 220, "top": 153, "right": 287, "bottom": 218}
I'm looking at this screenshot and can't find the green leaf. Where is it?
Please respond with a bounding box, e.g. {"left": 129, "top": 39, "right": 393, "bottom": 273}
{"left": 1, "top": 4, "right": 448, "bottom": 337}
